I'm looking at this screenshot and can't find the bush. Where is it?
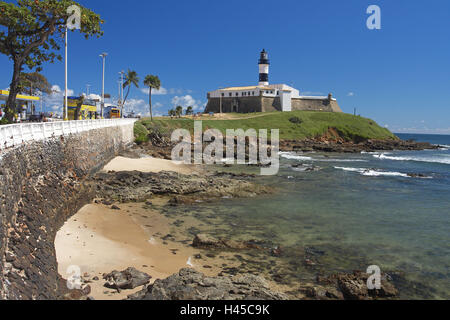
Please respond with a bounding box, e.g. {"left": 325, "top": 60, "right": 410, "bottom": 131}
{"left": 289, "top": 116, "right": 303, "bottom": 125}
{"left": 134, "top": 122, "right": 149, "bottom": 144}
{"left": 0, "top": 118, "right": 10, "bottom": 125}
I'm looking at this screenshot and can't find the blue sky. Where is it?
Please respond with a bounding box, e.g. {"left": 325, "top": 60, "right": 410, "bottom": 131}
{"left": 1, "top": 0, "right": 450, "bottom": 133}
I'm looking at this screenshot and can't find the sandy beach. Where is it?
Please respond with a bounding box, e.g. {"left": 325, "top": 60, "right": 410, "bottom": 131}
{"left": 55, "top": 156, "right": 223, "bottom": 300}
{"left": 102, "top": 156, "right": 195, "bottom": 175}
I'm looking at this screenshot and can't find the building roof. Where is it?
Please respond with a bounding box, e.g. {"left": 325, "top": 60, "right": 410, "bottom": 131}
{"left": 218, "top": 86, "right": 273, "bottom": 91}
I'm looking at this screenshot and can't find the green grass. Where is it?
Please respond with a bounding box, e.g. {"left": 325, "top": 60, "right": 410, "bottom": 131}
{"left": 136, "top": 111, "right": 397, "bottom": 142}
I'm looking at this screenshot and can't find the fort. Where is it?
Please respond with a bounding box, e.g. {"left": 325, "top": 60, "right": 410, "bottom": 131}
{"left": 205, "top": 50, "right": 343, "bottom": 114}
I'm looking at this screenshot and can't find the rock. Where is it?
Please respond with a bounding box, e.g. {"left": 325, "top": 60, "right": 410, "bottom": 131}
{"left": 128, "top": 268, "right": 289, "bottom": 300}
{"left": 193, "top": 234, "right": 223, "bottom": 248}
{"left": 103, "top": 267, "right": 151, "bottom": 291}
{"left": 111, "top": 205, "right": 121, "bottom": 210}
{"left": 193, "top": 234, "right": 262, "bottom": 251}
{"left": 335, "top": 271, "right": 399, "bottom": 300}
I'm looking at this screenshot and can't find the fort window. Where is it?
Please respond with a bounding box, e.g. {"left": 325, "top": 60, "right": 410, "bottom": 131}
{"left": 229, "top": 93, "right": 232, "bottom": 97}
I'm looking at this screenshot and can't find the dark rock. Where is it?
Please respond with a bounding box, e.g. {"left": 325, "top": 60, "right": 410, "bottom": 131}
{"left": 103, "top": 267, "right": 151, "bottom": 291}
{"left": 128, "top": 268, "right": 289, "bottom": 300}
{"left": 111, "top": 205, "right": 121, "bottom": 210}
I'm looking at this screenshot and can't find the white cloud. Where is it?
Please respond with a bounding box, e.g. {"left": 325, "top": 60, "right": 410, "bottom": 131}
{"left": 140, "top": 87, "right": 168, "bottom": 95}
{"left": 347, "top": 92, "right": 355, "bottom": 97}
{"left": 123, "top": 98, "right": 150, "bottom": 117}
{"left": 171, "top": 95, "right": 205, "bottom": 111}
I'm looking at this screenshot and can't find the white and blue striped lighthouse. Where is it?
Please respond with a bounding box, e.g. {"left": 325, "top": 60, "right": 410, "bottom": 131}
{"left": 258, "top": 49, "right": 270, "bottom": 86}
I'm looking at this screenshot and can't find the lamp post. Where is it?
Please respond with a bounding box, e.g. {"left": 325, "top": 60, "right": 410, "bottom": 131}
{"left": 119, "top": 70, "right": 124, "bottom": 117}
{"left": 100, "top": 53, "right": 108, "bottom": 119}
{"left": 64, "top": 27, "right": 68, "bottom": 120}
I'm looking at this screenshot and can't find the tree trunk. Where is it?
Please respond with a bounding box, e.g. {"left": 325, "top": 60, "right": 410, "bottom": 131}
{"left": 149, "top": 87, "right": 153, "bottom": 121}
{"left": 5, "top": 60, "right": 22, "bottom": 123}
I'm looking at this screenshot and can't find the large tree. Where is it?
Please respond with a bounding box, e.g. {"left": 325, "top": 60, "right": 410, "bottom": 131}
{"left": 0, "top": 0, "right": 103, "bottom": 122}
{"left": 143, "top": 74, "right": 161, "bottom": 121}
{"left": 122, "top": 69, "right": 139, "bottom": 116}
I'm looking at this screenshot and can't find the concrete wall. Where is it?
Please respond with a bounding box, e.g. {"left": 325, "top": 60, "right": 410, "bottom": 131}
{"left": 205, "top": 96, "right": 342, "bottom": 114}
{"left": 0, "top": 122, "right": 135, "bottom": 300}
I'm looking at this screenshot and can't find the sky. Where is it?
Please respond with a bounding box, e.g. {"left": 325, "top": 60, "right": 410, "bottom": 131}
{"left": 1, "top": 0, "right": 450, "bottom": 134}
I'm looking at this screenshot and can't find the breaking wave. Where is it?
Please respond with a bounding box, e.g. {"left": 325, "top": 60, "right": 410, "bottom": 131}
{"left": 334, "top": 167, "right": 411, "bottom": 178}
{"left": 373, "top": 153, "right": 450, "bottom": 165}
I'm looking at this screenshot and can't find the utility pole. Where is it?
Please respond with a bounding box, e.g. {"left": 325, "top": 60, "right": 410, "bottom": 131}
{"left": 64, "top": 26, "right": 68, "bottom": 120}
{"left": 86, "top": 84, "right": 91, "bottom": 96}
{"left": 100, "top": 53, "right": 108, "bottom": 119}
{"left": 119, "top": 70, "right": 125, "bottom": 118}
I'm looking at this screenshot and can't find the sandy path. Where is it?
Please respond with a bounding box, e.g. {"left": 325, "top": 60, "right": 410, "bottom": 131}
{"left": 102, "top": 156, "right": 195, "bottom": 175}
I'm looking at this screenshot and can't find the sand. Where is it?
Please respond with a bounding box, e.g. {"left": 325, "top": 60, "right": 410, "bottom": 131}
{"left": 102, "top": 156, "right": 195, "bottom": 175}
{"left": 55, "top": 202, "right": 226, "bottom": 300}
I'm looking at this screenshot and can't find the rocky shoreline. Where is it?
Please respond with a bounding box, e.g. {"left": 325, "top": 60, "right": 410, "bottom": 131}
{"left": 59, "top": 144, "right": 404, "bottom": 301}
{"left": 280, "top": 138, "right": 440, "bottom": 154}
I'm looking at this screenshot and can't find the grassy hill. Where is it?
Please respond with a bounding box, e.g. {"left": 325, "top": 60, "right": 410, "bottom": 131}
{"left": 134, "top": 111, "right": 397, "bottom": 144}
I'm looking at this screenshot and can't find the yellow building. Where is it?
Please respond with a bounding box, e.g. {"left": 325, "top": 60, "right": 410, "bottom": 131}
{"left": 0, "top": 90, "right": 41, "bottom": 117}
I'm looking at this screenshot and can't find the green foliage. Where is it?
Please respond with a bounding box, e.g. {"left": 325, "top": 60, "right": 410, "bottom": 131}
{"left": 0, "top": 117, "right": 11, "bottom": 125}
{"left": 137, "top": 111, "right": 397, "bottom": 141}
{"left": 186, "top": 106, "right": 193, "bottom": 115}
{"left": 19, "top": 72, "right": 52, "bottom": 95}
{"left": 143, "top": 74, "right": 161, "bottom": 121}
{"left": 134, "top": 121, "right": 149, "bottom": 144}
{"left": 0, "top": 0, "right": 103, "bottom": 121}
{"left": 0, "top": 0, "right": 103, "bottom": 70}
{"left": 122, "top": 69, "right": 139, "bottom": 107}
{"left": 175, "top": 106, "right": 183, "bottom": 118}
{"left": 289, "top": 116, "right": 302, "bottom": 125}
{"left": 143, "top": 74, "right": 161, "bottom": 91}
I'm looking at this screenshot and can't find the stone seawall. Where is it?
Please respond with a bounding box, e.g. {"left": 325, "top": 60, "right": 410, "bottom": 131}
{"left": 0, "top": 123, "right": 134, "bottom": 300}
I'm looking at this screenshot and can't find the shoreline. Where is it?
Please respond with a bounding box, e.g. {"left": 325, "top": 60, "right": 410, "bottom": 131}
{"left": 55, "top": 153, "right": 406, "bottom": 300}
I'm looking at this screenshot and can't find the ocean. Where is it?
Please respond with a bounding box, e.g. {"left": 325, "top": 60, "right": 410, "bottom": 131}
{"left": 167, "top": 133, "right": 449, "bottom": 299}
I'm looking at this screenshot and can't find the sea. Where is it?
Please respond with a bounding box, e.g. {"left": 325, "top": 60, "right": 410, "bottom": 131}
{"left": 168, "top": 134, "right": 450, "bottom": 299}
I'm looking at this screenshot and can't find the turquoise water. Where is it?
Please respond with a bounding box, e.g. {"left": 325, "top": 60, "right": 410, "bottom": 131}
{"left": 175, "top": 134, "right": 450, "bottom": 299}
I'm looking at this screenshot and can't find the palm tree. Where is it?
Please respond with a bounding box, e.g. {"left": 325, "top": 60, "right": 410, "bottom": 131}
{"left": 143, "top": 74, "right": 161, "bottom": 121}
{"left": 175, "top": 106, "right": 183, "bottom": 118}
{"left": 186, "top": 106, "right": 193, "bottom": 116}
{"left": 122, "top": 70, "right": 140, "bottom": 116}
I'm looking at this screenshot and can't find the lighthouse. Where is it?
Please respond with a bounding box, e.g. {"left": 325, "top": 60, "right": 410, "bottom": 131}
{"left": 258, "top": 49, "right": 270, "bottom": 86}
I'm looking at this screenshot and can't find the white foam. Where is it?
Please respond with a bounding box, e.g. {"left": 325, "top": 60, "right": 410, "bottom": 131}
{"left": 279, "top": 152, "right": 313, "bottom": 161}
{"left": 280, "top": 152, "right": 366, "bottom": 163}
{"left": 374, "top": 153, "right": 450, "bottom": 165}
{"left": 334, "top": 167, "right": 410, "bottom": 178}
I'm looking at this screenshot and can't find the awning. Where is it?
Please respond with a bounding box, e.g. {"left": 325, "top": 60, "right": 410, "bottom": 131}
{"left": 0, "top": 90, "right": 41, "bottom": 102}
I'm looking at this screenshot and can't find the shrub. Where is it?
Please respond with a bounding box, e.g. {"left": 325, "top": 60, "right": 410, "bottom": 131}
{"left": 289, "top": 116, "right": 302, "bottom": 125}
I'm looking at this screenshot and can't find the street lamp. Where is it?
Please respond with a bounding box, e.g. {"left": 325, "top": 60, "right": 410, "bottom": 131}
{"left": 100, "top": 52, "right": 108, "bottom": 119}
{"left": 119, "top": 70, "right": 124, "bottom": 117}
{"left": 64, "top": 26, "right": 68, "bottom": 120}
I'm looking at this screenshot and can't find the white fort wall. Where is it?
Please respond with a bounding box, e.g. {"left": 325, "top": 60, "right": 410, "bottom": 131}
{"left": 0, "top": 119, "right": 137, "bottom": 150}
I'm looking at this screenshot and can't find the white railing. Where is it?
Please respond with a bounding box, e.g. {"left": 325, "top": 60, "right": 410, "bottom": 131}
{"left": 0, "top": 118, "right": 137, "bottom": 150}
